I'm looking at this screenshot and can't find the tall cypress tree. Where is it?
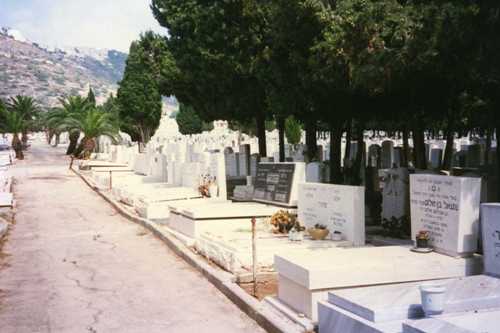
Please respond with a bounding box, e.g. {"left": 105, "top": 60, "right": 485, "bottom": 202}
{"left": 117, "top": 32, "right": 163, "bottom": 144}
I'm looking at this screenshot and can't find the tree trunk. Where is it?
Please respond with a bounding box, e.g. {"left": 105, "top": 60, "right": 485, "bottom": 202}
{"left": 485, "top": 129, "right": 492, "bottom": 166}
{"left": 442, "top": 119, "right": 455, "bottom": 171}
{"left": 73, "top": 141, "right": 84, "bottom": 157}
{"left": 46, "top": 129, "right": 54, "bottom": 145}
{"left": 329, "top": 122, "right": 343, "bottom": 184}
{"left": 12, "top": 134, "right": 24, "bottom": 160}
{"left": 344, "top": 121, "right": 352, "bottom": 166}
{"left": 21, "top": 130, "right": 28, "bottom": 150}
{"left": 305, "top": 119, "right": 317, "bottom": 162}
{"left": 402, "top": 126, "right": 410, "bottom": 167}
{"left": 442, "top": 130, "right": 454, "bottom": 171}
{"left": 278, "top": 116, "right": 285, "bottom": 162}
{"left": 256, "top": 112, "right": 267, "bottom": 157}
{"left": 412, "top": 120, "right": 427, "bottom": 170}
{"left": 351, "top": 124, "right": 365, "bottom": 186}
{"left": 82, "top": 137, "right": 96, "bottom": 159}
{"left": 66, "top": 131, "right": 80, "bottom": 155}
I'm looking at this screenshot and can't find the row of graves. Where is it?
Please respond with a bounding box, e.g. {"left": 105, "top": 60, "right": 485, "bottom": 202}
{"left": 317, "top": 179, "right": 500, "bottom": 333}
{"left": 0, "top": 136, "right": 15, "bottom": 238}
{"left": 80, "top": 126, "right": 499, "bottom": 332}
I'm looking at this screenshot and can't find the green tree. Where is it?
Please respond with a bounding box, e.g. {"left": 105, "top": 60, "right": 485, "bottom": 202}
{"left": 7, "top": 95, "right": 40, "bottom": 148}
{"left": 117, "top": 32, "right": 163, "bottom": 144}
{"left": 0, "top": 108, "right": 25, "bottom": 159}
{"left": 86, "top": 86, "right": 96, "bottom": 107}
{"left": 176, "top": 104, "right": 204, "bottom": 135}
{"left": 285, "top": 116, "right": 302, "bottom": 146}
{"left": 59, "top": 108, "right": 119, "bottom": 159}
{"left": 47, "top": 95, "right": 92, "bottom": 155}
{"left": 152, "top": 0, "right": 272, "bottom": 156}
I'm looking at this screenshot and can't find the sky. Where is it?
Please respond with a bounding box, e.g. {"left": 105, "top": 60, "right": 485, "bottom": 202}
{"left": 0, "top": 0, "right": 166, "bottom": 52}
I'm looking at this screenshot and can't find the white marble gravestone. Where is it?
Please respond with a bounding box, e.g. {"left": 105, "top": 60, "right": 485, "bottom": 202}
{"left": 381, "top": 168, "right": 409, "bottom": 221}
{"left": 318, "top": 274, "right": 500, "bottom": 333}
{"left": 481, "top": 203, "right": 500, "bottom": 277}
{"left": 298, "top": 183, "right": 365, "bottom": 246}
{"left": 305, "top": 162, "right": 321, "bottom": 183}
{"left": 410, "top": 174, "right": 481, "bottom": 257}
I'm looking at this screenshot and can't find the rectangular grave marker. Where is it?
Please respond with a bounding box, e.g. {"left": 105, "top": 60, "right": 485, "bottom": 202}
{"left": 410, "top": 174, "right": 481, "bottom": 257}
{"left": 298, "top": 183, "right": 365, "bottom": 245}
{"left": 252, "top": 162, "right": 304, "bottom": 206}
{"left": 481, "top": 203, "right": 500, "bottom": 277}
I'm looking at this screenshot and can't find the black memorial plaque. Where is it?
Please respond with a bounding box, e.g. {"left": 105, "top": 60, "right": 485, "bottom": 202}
{"left": 253, "top": 163, "right": 296, "bottom": 205}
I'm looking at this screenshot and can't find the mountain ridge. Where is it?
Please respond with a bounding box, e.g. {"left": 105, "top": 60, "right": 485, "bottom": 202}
{"left": 0, "top": 27, "right": 128, "bottom": 108}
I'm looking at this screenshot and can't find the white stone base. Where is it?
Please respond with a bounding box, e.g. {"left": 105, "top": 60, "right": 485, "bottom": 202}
{"left": 169, "top": 212, "right": 254, "bottom": 239}
{"left": 275, "top": 246, "right": 483, "bottom": 321}
{"left": 319, "top": 275, "right": 500, "bottom": 333}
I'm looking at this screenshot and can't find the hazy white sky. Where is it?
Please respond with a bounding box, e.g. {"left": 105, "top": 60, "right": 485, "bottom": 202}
{"left": 0, "top": 0, "right": 165, "bottom": 52}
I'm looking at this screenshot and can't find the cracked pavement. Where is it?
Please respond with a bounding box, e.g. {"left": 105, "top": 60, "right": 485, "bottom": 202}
{"left": 0, "top": 142, "right": 265, "bottom": 333}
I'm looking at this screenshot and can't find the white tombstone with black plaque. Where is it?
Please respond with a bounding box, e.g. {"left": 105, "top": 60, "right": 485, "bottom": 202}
{"left": 481, "top": 203, "right": 500, "bottom": 277}
{"left": 298, "top": 183, "right": 365, "bottom": 246}
{"left": 410, "top": 174, "right": 481, "bottom": 257}
{"left": 252, "top": 162, "right": 305, "bottom": 207}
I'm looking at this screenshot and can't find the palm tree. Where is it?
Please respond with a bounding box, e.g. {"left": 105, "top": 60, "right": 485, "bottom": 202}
{"left": 46, "top": 96, "right": 91, "bottom": 154}
{"left": 0, "top": 109, "right": 25, "bottom": 159}
{"left": 7, "top": 96, "right": 40, "bottom": 148}
{"left": 59, "top": 107, "right": 119, "bottom": 159}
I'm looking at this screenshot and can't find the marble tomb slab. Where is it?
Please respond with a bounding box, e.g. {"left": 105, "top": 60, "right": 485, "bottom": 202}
{"left": 328, "top": 275, "right": 500, "bottom": 323}
{"left": 167, "top": 198, "right": 230, "bottom": 214}
{"left": 403, "top": 310, "right": 500, "bottom": 333}
{"left": 275, "top": 246, "right": 482, "bottom": 321}
{"left": 179, "top": 202, "right": 286, "bottom": 219}
{"left": 169, "top": 202, "right": 293, "bottom": 238}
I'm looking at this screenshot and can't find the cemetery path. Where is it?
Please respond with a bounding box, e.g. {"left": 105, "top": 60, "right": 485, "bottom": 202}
{"left": 0, "top": 142, "right": 266, "bottom": 333}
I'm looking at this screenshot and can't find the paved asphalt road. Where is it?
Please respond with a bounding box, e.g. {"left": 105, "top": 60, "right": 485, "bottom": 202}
{"left": 0, "top": 142, "right": 265, "bottom": 333}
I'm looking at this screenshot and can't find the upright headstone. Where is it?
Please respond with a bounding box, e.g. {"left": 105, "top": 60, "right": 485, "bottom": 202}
{"left": 239, "top": 144, "right": 251, "bottom": 176}
{"left": 381, "top": 140, "right": 394, "bottom": 169}
{"left": 481, "top": 203, "right": 500, "bottom": 277}
{"left": 430, "top": 148, "right": 443, "bottom": 169}
{"left": 250, "top": 154, "right": 260, "bottom": 177}
{"left": 210, "top": 152, "right": 227, "bottom": 199}
{"left": 225, "top": 153, "right": 238, "bottom": 177}
{"left": 253, "top": 162, "right": 305, "bottom": 207}
{"left": 410, "top": 174, "right": 481, "bottom": 257}
{"left": 381, "top": 168, "right": 410, "bottom": 221}
{"left": 393, "top": 147, "right": 402, "bottom": 168}
{"left": 306, "top": 162, "right": 321, "bottom": 183}
{"left": 299, "top": 183, "right": 365, "bottom": 246}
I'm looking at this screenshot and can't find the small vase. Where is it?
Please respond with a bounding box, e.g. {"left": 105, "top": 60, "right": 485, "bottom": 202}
{"left": 420, "top": 284, "right": 446, "bottom": 316}
{"left": 416, "top": 238, "right": 429, "bottom": 248}
{"left": 208, "top": 184, "right": 218, "bottom": 198}
{"left": 308, "top": 228, "right": 329, "bottom": 240}
{"left": 289, "top": 230, "right": 304, "bottom": 242}
{"left": 331, "top": 232, "right": 342, "bottom": 241}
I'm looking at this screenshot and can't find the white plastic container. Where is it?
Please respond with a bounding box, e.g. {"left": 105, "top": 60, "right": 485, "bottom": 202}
{"left": 419, "top": 284, "right": 446, "bottom": 316}
{"left": 331, "top": 232, "right": 343, "bottom": 241}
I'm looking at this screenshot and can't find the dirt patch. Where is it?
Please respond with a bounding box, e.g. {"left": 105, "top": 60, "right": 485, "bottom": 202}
{"left": 239, "top": 275, "right": 278, "bottom": 301}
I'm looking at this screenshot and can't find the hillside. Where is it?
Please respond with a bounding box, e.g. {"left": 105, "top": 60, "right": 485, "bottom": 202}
{"left": 0, "top": 29, "right": 128, "bottom": 108}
